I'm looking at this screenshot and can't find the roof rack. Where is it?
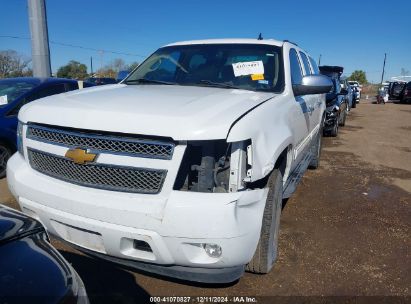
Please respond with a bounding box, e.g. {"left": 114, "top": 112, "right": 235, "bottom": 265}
{"left": 319, "top": 65, "right": 344, "bottom": 76}
{"left": 283, "top": 39, "right": 298, "bottom": 46}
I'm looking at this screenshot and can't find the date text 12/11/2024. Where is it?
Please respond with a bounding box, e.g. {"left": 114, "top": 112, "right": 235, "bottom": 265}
{"left": 149, "top": 296, "right": 258, "bottom": 303}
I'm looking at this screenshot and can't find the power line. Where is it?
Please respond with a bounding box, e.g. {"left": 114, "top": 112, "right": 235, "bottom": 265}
{"left": 0, "top": 35, "right": 147, "bottom": 58}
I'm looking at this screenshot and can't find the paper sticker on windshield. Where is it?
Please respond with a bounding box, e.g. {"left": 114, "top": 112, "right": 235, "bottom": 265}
{"left": 232, "top": 61, "right": 264, "bottom": 77}
{"left": 251, "top": 74, "right": 264, "bottom": 81}
{"left": 0, "top": 95, "right": 7, "bottom": 106}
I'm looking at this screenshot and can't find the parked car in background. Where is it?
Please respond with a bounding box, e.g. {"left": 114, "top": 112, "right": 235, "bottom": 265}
{"left": 8, "top": 38, "right": 332, "bottom": 283}
{"left": 85, "top": 77, "right": 117, "bottom": 86}
{"left": 0, "top": 204, "right": 88, "bottom": 303}
{"left": 340, "top": 77, "right": 355, "bottom": 109}
{"left": 0, "top": 77, "right": 83, "bottom": 178}
{"left": 377, "top": 86, "right": 389, "bottom": 104}
{"left": 348, "top": 81, "right": 362, "bottom": 101}
{"left": 320, "top": 66, "right": 348, "bottom": 136}
{"left": 352, "top": 86, "right": 360, "bottom": 104}
{"left": 388, "top": 81, "right": 406, "bottom": 100}
{"left": 116, "top": 70, "right": 130, "bottom": 82}
{"left": 400, "top": 81, "right": 411, "bottom": 103}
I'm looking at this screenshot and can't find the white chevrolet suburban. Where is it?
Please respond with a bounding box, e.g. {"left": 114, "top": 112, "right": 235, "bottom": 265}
{"left": 7, "top": 39, "right": 332, "bottom": 283}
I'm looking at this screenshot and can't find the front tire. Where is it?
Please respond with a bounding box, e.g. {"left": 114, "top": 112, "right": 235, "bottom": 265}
{"left": 309, "top": 127, "right": 322, "bottom": 169}
{"left": 246, "top": 169, "right": 283, "bottom": 274}
{"left": 0, "top": 144, "right": 12, "bottom": 179}
{"left": 330, "top": 116, "right": 339, "bottom": 137}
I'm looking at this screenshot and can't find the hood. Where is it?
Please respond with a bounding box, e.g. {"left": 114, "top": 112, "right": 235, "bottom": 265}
{"left": 0, "top": 205, "right": 44, "bottom": 244}
{"left": 20, "top": 84, "right": 277, "bottom": 140}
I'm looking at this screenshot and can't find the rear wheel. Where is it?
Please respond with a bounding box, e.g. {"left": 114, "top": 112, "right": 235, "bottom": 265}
{"left": 0, "top": 144, "right": 12, "bottom": 179}
{"left": 246, "top": 169, "right": 283, "bottom": 274}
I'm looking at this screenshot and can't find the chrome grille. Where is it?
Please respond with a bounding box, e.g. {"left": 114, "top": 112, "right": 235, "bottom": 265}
{"left": 28, "top": 149, "right": 166, "bottom": 194}
{"left": 27, "top": 124, "right": 174, "bottom": 159}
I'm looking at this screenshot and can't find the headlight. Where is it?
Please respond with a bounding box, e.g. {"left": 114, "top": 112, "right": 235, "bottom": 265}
{"left": 173, "top": 139, "right": 251, "bottom": 193}
{"left": 17, "top": 121, "right": 24, "bottom": 156}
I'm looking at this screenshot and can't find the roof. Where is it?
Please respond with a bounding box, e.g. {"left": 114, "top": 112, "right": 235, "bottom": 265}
{"left": 0, "top": 77, "right": 78, "bottom": 84}
{"left": 165, "top": 38, "right": 284, "bottom": 47}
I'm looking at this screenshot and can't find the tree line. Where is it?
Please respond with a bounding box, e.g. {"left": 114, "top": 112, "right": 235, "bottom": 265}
{"left": 56, "top": 58, "right": 139, "bottom": 80}
{"left": 0, "top": 49, "right": 138, "bottom": 80}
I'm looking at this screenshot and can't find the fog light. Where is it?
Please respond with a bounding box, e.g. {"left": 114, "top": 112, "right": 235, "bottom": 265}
{"left": 202, "top": 243, "right": 222, "bottom": 258}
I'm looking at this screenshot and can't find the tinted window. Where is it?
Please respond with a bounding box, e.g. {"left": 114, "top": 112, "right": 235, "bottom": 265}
{"left": 36, "top": 84, "right": 66, "bottom": 99}
{"left": 7, "top": 95, "right": 33, "bottom": 116}
{"left": 64, "top": 82, "right": 79, "bottom": 92}
{"left": 8, "top": 84, "right": 66, "bottom": 116}
{"left": 289, "top": 49, "right": 303, "bottom": 85}
{"left": 0, "top": 81, "right": 36, "bottom": 106}
{"left": 299, "top": 52, "right": 312, "bottom": 75}
{"left": 309, "top": 57, "right": 320, "bottom": 74}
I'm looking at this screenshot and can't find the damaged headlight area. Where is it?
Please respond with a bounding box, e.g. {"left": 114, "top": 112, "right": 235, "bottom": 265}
{"left": 173, "top": 139, "right": 252, "bottom": 193}
{"left": 17, "top": 121, "right": 24, "bottom": 156}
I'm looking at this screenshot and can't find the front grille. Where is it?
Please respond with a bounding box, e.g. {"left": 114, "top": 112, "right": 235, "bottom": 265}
{"left": 27, "top": 124, "right": 174, "bottom": 160}
{"left": 28, "top": 149, "right": 167, "bottom": 194}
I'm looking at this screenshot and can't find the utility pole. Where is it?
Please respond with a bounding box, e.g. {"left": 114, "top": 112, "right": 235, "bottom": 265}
{"left": 318, "top": 54, "right": 322, "bottom": 66}
{"left": 90, "top": 56, "right": 93, "bottom": 76}
{"left": 380, "top": 53, "right": 387, "bottom": 85}
{"left": 28, "top": 0, "right": 51, "bottom": 77}
{"left": 98, "top": 50, "right": 104, "bottom": 76}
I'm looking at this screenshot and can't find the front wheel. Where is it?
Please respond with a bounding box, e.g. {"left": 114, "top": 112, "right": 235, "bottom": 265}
{"left": 246, "top": 169, "right": 283, "bottom": 274}
{"left": 309, "top": 127, "right": 323, "bottom": 169}
{"left": 330, "top": 116, "right": 339, "bottom": 137}
{"left": 0, "top": 144, "right": 12, "bottom": 179}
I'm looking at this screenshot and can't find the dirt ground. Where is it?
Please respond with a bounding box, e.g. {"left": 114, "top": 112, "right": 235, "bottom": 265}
{"left": 0, "top": 99, "right": 410, "bottom": 303}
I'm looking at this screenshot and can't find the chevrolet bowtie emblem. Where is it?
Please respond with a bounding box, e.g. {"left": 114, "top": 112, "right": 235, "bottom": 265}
{"left": 65, "top": 148, "right": 97, "bottom": 165}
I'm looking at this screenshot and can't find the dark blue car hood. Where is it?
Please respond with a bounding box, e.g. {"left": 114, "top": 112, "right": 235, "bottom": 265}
{"left": 0, "top": 205, "right": 44, "bottom": 243}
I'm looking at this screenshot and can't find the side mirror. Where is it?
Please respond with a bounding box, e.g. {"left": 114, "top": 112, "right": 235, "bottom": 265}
{"left": 293, "top": 75, "right": 333, "bottom": 97}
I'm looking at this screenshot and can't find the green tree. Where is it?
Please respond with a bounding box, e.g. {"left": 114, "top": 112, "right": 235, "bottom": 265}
{"left": 348, "top": 70, "right": 368, "bottom": 84}
{"left": 57, "top": 60, "right": 88, "bottom": 79}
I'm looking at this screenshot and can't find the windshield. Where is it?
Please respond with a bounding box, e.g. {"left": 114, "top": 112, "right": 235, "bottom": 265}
{"left": 125, "top": 44, "right": 284, "bottom": 92}
{"left": 0, "top": 80, "right": 36, "bottom": 107}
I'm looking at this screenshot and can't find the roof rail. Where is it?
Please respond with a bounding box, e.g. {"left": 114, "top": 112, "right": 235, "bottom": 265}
{"left": 283, "top": 39, "right": 298, "bottom": 46}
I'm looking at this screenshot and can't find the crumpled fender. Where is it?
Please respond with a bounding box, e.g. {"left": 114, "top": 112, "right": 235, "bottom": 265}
{"left": 226, "top": 94, "right": 293, "bottom": 181}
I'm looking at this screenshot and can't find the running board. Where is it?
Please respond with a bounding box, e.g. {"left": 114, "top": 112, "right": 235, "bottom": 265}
{"left": 282, "top": 152, "right": 313, "bottom": 199}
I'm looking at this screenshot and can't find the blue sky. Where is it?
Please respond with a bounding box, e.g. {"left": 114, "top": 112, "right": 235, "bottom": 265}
{"left": 1, "top": 0, "right": 410, "bottom": 83}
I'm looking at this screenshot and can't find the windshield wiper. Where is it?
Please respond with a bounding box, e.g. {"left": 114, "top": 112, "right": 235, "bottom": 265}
{"left": 124, "top": 78, "right": 175, "bottom": 85}
{"left": 197, "top": 80, "right": 240, "bottom": 90}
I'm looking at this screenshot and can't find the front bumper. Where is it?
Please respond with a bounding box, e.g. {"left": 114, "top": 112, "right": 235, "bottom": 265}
{"left": 7, "top": 153, "right": 268, "bottom": 283}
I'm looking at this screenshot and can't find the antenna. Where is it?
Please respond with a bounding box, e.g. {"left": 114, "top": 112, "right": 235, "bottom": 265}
{"left": 257, "top": 33, "right": 263, "bottom": 40}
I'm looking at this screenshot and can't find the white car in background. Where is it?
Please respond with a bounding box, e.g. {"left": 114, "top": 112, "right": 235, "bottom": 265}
{"left": 348, "top": 80, "right": 362, "bottom": 100}
{"left": 7, "top": 38, "right": 332, "bottom": 283}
